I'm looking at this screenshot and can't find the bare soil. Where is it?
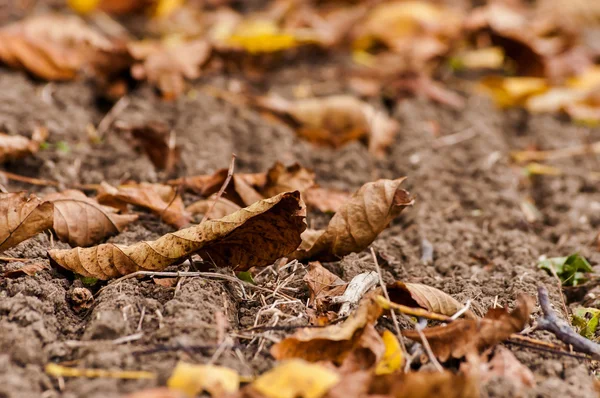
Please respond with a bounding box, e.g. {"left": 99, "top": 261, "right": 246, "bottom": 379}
{"left": 2, "top": 8, "right": 600, "bottom": 398}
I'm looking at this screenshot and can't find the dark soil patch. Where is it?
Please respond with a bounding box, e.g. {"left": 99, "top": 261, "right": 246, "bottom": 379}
{"left": 2, "top": 7, "right": 600, "bottom": 398}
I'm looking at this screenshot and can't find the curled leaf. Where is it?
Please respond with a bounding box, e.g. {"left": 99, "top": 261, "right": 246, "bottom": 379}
{"left": 45, "top": 190, "right": 139, "bottom": 247}
{"left": 48, "top": 191, "right": 306, "bottom": 279}
{"left": 0, "top": 192, "right": 54, "bottom": 252}
{"left": 117, "top": 121, "right": 180, "bottom": 172}
{"left": 256, "top": 95, "right": 399, "bottom": 157}
{"left": 304, "top": 261, "right": 347, "bottom": 312}
{"left": 97, "top": 182, "right": 189, "bottom": 229}
{"left": 374, "top": 330, "right": 404, "bottom": 375}
{"left": 387, "top": 282, "right": 477, "bottom": 319}
{"left": 293, "top": 178, "right": 413, "bottom": 262}
{"left": 271, "top": 294, "right": 382, "bottom": 363}
{"left": 403, "top": 294, "right": 534, "bottom": 361}
{"left": 186, "top": 197, "right": 241, "bottom": 220}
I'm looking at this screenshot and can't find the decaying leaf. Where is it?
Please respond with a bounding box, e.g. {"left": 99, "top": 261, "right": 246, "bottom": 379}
{"left": 186, "top": 196, "right": 241, "bottom": 220}
{"left": 293, "top": 178, "right": 413, "bottom": 262}
{"left": 262, "top": 162, "right": 316, "bottom": 198}
{"left": 0, "top": 15, "right": 128, "bottom": 80}
{"left": 304, "top": 261, "right": 347, "bottom": 312}
{"left": 0, "top": 192, "right": 54, "bottom": 252}
{"left": 97, "top": 182, "right": 189, "bottom": 229}
{"left": 370, "top": 370, "right": 479, "bottom": 398}
{"left": 48, "top": 191, "right": 306, "bottom": 279}
{"left": 403, "top": 294, "right": 534, "bottom": 361}
{"left": 256, "top": 95, "right": 399, "bottom": 157}
{"left": 0, "top": 127, "right": 48, "bottom": 163}
{"left": 129, "top": 38, "right": 210, "bottom": 99}
{"left": 167, "top": 362, "right": 240, "bottom": 397}
{"left": 3, "top": 262, "right": 50, "bottom": 278}
{"left": 478, "top": 76, "right": 548, "bottom": 108}
{"left": 116, "top": 121, "right": 180, "bottom": 172}
{"left": 250, "top": 360, "right": 340, "bottom": 398}
{"left": 479, "top": 346, "right": 535, "bottom": 391}
{"left": 387, "top": 281, "right": 477, "bottom": 319}
{"left": 303, "top": 187, "right": 350, "bottom": 213}
{"left": 45, "top": 190, "right": 139, "bottom": 248}
{"left": 271, "top": 294, "right": 382, "bottom": 363}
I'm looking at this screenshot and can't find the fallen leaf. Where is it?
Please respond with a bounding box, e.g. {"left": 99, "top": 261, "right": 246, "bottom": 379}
{"left": 271, "top": 294, "right": 382, "bottom": 363}
{"left": 124, "top": 388, "right": 185, "bottom": 398}
{"left": 48, "top": 191, "right": 306, "bottom": 279}
{"left": 68, "top": 0, "right": 148, "bottom": 15}
{"left": 538, "top": 253, "right": 592, "bottom": 286}
{"left": 0, "top": 15, "right": 128, "bottom": 80}
{"left": 370, "top": 370, "right": 479, "bottom": 398}
{"left": 0, "top": 192, "right": 54, "bottom": 252}
{"left": 303, "top": 187, "right": 350, "bottom": 213}
{"left": 479, "top": 346, "right": 535, "bottom": 391}
{"left": 403, "top": 294, "right": 534, "bottom": 361}
{"left": 387, "top": 281, "right": 477, "bottom": 319}
{"left": 221, "top": 19, "right": 301, "bottom": 54}
{"left": 167, "top": 362, "right": 240, "bottom": 397}
{"left": 452, "top": 47, "right": 505, "bottom": 70}
{"left": 479, "top": 76, "right": 548, "bottom": 108}
{"left": 304, "top": 261, "right": 347, "bottom": 312}
{"left": 129, "top": 38, "right": 210, "bottom": 99}
{"left": 97, "top": 182, "right": 189, "bottom": 229}
{"left": 572, "top": 307, "right": 600, "bottom": 340}
{"left": 117, "top": 121, "right": 180, "bottom": 172}
{"left": 3, "top": 262, "right": 49, "bottom": 278}
{"left": 250, "top": 360, "right": 340, "bottom": 398}
{"left": 292, "top": 178, "right": 413, "bottom": 262}
{"left": 374, "top": 330, "right": 404, "bottom": 375}
{"left": 0, "top": 127, "right": 48, "bottom": 163}
{"left": 256, "top": 95, "right": 399, "bottom": 157}
{"left": 186, "top": 196, "right": 241, "bottom": 219}
{"left": 45, "top": 190, "right": 139, "bottom": 247}
{"left": 262, "top": 162, "right": 316, "bottom": 198}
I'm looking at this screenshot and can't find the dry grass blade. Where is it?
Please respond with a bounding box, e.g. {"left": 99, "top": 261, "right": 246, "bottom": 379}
{"left": 402, "top": 294, "right": 534, "bottom": 362}
{"left": 387, "top": 281, "right": 477, "bottom": 319}
{"left": 293, "top": 178, "right": 413, "bottom": 261}
{"left": 48, "top": 191, "right": 306, "bottom": 279}
{"left": 0, "top": 192, "right": 54, "bottom": 252}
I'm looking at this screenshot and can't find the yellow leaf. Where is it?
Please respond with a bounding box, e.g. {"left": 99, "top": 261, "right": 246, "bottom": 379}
{"left": 455, "top": 47, "right": 504, "bottom": 70}
{"left": 567, "top": 66, "right": 600, "bottom": 89}
{"left": 154, "top": 0, "right": 184, "bottom": 18}
{"left": 67, "top": 0, "right": 100, "bottom": 14}
{"left": 226, "top": 20, "right": 298, "bottom": 54}
{"left": 45, "top": 363, "right": 156, "bottom": 379}
{"left": 375, "top": 330, "right": 404, "bottom": 375}
{"left": 252, "top": 360, "right": 340, "bottom": 398}
{"left": 479, "top": 77, "right": 547, "bottom": 108}
{"left": 167, "top": 363, "right": 239, "bottom": 397}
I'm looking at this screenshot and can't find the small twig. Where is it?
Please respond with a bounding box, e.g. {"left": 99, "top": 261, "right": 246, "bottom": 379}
{"left": 0, "top": 170, "right": 60, "bottom": 187}
{"left": 512, "top": 140, "right": 600, "bottom": 163}
{"left": 133, "top": 344, "right": 243, "bottom": 356}
{"left": 450, "top": 300, "right": 471, "bottom": 321}
{"left": 536, "top": 285, "right": 600, "bottom": 360}
{"left": 96, "top": 96, "right": 130, "bottom": 139}
{"left": 431, "top": 127, "right": 477, "bottom": 149}
{"left": 416, "top": 325, "right": 445, "bottom": 373}
{"left": 333, "top": 271, "right": 378, "bottom": 316}
{"left": 376, "top": 295, "right": 454, "bottom": 322}
{"left": 371, "top": 248, "right": 407, "bottom": 356}
{"left": 505, "top": 338, "right": 591, "bottom": 360}
{"left": 202, "top": 154, "right": 236, "bottom": 224}
{"left": 0, "top": 256, "right": 27, "bottom": 262}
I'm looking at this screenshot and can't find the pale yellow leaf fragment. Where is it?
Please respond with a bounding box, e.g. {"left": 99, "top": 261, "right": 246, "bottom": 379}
{"left": 167, "top": 362, "right": 239, "bottom": 397}
{"left": 252, "top": 360, "right": 340, "bottom": 398}
{"left": 375, "top": 330, "right": 404, "bottom": 375}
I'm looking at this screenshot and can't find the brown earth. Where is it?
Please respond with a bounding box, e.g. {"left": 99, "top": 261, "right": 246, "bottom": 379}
{"left": 2, "top": 8, "right": 600, "bottom": 398}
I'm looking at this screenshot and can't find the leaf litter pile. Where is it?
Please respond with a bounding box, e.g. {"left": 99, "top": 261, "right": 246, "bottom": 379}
{"left": 1, "top": 0, "right": 600, "bottom": 397}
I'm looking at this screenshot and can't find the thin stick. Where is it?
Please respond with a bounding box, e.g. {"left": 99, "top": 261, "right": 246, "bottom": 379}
{"left": 536, "top": 285, "right": 600, "bottom": 360}
{"left": 505, "top": 339, "right": 591, "bottom": 360}
{"left": 202, "top": 154, "right": 236, "bottom": 224}
{"left": 96, "top": 96, "right": 130, "bottom": 139}
{"left": 0, "top": 256, "right": 27, "bottom": 262}
{"left": 416, "top": 326, "right": 445, "bottom": 372}
{"left": 512, "top": 140, "right": 600, "bottom": 163}
{"left": 376, "top": 295, "right": 453, "bottom": 322}
{"left": 370, "top": 248, "right": 407, "bottom": 355}
{"left": 0, "top": 170, "right": 59, "bottom": 187}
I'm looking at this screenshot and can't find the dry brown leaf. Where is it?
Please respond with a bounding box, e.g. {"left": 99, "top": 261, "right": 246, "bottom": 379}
{"left": 387, "top": 281, "right": 477, "bottom": 319}
{"left": 303, "top": 186, "right": 351, "bottom": 213}
{"left": 403, "top": 294, "right": 534, "bottom": 362}
{"left": 369, "top": 370, "right": 479, "bottom": 398}
{"left": 116, "top": 121, "right": 180, "bottom": 172}
{"left": 169, "top": 168, "right": 231, "bottom": 197}
{"left": 256, "top": 95, "right": 399, "bottom": 157}
{"left": 48, "top": 191, "right": 306, "bottom": 279}
{"left": 0, "top": 127, "right": 48, "bottom": 163}
{"left": 3, "top": 262, "right": 50, "bottom": 278}
{"left": 97, "top": 182, "right": 189, "bottom": 229}
{"left": 304, "top": 261, "right": 347, "bottom": 312}
{"left": 0, "top": 192, "right": 54, "bottom": 252}
{"left": 271, "top": 294, "right": 382, "bottom": 363}
{"left": 262, "top": 162, "right": 316, "bottom": 198}
{"left": 186, "top": 196, "right": 241, "bottom": 219}
{"left": 129, "top": 38, "right": 210, "bottom": 99}
{"left": 292, "top": 178, "right": 413, "bottom": 262}
{"left": 0, "top": 15, "right": 128, "bottom": 81}
{"left": 45, "top": 190, "right": 138, "bottom": 248}
{"left": 480, "top": 346, "right": 535, "bottom": 391}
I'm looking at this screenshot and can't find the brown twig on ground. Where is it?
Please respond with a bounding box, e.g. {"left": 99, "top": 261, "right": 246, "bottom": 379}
{"left": 506, "top": 335, "right": 591, "bottom": 360}
{"left": 96, "top": 96, "right": 130, "bottom": 139}
{"left": 201, "top": 154, "right": 236, "bottom": 224}
{"left": 0, "top": 256, "right": 27, "bottom": 262}
{"left": 536, "top": 285, "right": 600, "bottom": 360}
{"left": 0, "top": 170, "right": 60, "bottom": 187}
{"left": 375, "top": 295, "right": 454, "bottom": 322}
{"left": 512, "top": 140, "right": 600, "bottom": 163}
